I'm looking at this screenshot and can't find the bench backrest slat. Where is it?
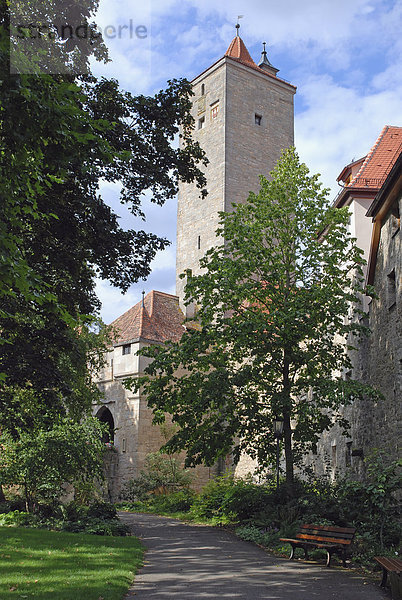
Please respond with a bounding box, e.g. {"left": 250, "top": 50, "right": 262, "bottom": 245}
{"left": 295, "top": 524, "right": 356, "bottom": 546}
{"left": 301, "top": 524, "right": 355, "bottom": 534}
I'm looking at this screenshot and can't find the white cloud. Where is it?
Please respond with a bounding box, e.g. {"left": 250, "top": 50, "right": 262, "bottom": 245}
{"left": 151, "top": 246, "right": 176, "bottom": 272}
{"left": 296, "top": 73, "right": 402, "bottom": 194}
{"left": 95, "top": 279, "right": 140, "bottom": 323}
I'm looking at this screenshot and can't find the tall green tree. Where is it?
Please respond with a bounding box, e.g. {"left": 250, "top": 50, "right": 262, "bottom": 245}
{"left": 0, "top": 0, "right": 207, "bottom": 428}
{"left": 132, "top": 148, "right": 380, "bottom": 492}
{"left": 0, "top": 417, "right": 108, "bottom": 511}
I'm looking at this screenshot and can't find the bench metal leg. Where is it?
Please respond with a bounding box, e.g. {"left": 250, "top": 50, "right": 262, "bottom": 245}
{"left": 303, "top": 546, "right": 309, "bottom": 560}
{"left": 342, "top": 549, "right": 347, "bottom": 568}
{"left": 326, "top": 551, "right": 332, "bottom": 568}
{"left": 289, "top": 545, "right": 295, "bottom": 560}
{"left": 380, "top": 567, "right": 388, "bottom": 587}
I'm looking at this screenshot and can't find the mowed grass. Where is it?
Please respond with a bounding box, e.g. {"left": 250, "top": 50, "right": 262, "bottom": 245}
{"left": 0, "top": 527, "right": 143, "bottom": 600}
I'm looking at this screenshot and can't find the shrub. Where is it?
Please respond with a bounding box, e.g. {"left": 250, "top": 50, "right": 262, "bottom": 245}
{"left": 0, "top": 510, "right": 37, "bottom": 527}
{"left": 152, "top": 489, "right": 195, "bottom": 513}
{"left": 190, "top": 475, "right": 238, "bottom": 523}
{"left": 235, "top": 524, "right": 280, "bottom": 548}
{"left": 62, "top": 517, "right": 129, "bottom": 536}
{"left": 87, "top": 501, "right": 117, "bottom": 520}
{"left": 120, "top": 452, "right": 193, "bottom": 502}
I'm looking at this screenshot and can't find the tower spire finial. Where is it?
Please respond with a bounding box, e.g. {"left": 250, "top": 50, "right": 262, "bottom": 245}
{"left": 141, "top": 290, "right": 145, "bottom": 307}
{"left": 258, "top": 40, "right": 279, "bottom": 76}
{"left": 236, "top": 15, "right": 243, "bottom": 36}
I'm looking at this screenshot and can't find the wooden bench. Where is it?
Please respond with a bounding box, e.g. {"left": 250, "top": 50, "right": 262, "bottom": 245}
{"left": 374, "top": 556, "right": 402, "bottom": 598}
{"left": 280, "top": 524, "right": 356, "bottom": 567}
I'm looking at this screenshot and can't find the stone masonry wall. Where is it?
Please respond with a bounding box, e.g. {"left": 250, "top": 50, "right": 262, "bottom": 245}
{"left": 176, "top": 62, "right": 226, "bottom": 305}
{"left": 176, "top": 58, "right": 295, "bottom": 306}
{"left": 225, "top": 61, "right": 294, "bottom": 213}
{"left": 308, "top": 194, "right": 401, "bottom": 480}
{"left": 94, "top": 341, "right": 218, "bottom": 500}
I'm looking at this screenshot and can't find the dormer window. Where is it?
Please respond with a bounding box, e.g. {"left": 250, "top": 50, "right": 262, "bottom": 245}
{"left": 255, "top": 114, "right": 262, "bottom": 126}
{"left": 122, "top": 344, "right": 131, "bottom": 355}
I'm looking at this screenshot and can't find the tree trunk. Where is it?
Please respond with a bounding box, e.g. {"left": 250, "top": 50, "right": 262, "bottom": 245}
{"left": 283, "top": 410, "right": 294, "bottom": 496}
{"left": 0, "top": 484, "right": 5, "bottom": 503}
{"left": 282, "top": 349, "right": 294, "bottom": 497}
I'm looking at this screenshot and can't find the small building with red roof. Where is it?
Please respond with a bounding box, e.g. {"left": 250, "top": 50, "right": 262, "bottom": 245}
{"left": 333, "top": 126, "right": 402, "bottom": 282}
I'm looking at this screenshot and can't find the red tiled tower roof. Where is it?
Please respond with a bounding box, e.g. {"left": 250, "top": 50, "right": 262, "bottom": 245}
{"left": 225, "top": 36, "right": 258, "bottom": 69}
{"left": 192, "top": 35, "right": 296, "bottom": 91}
{"left": 110, "top": 291, "right": 185, "bottom": 344}
{"left": 334, "top": 125, "right": 402, "bottom": 207}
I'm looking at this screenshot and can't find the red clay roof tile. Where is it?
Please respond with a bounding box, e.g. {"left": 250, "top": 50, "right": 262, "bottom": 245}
{"left": 348, "top": 126, "right": 402, "bottom": 189}
{"left": 110, "top": 290, "right": 185, "bottom": 344}
{"left": 225, "top": 36, "right": 258, "bottom": 69}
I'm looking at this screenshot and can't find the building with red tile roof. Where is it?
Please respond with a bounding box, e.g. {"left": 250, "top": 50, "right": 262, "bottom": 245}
{"left": 310, "top": 127, "right": 401, "bottom": 482}
{"left": 110, "top": 290, "right": 185, "bottom": 345}
{"left": 330, "top": 126, "right": 402, "bottom": 283}
{"left": 334, "top": 125, "right": 402, "bottom": 208}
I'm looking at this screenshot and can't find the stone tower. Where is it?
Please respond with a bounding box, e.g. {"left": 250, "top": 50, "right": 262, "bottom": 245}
{"left": 176, "top": 31, "right": 296, "bottom": 305}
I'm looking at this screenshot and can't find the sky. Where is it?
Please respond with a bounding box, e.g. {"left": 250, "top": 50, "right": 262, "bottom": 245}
{"left": 90, "top": 0, "right": 402, "bottom": 323}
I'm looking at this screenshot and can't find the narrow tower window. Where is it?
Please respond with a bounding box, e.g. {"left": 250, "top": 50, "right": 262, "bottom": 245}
{"left": 122, "top": 344, "right": 131, "bottom": 355}
{"left": 391, "top": 203, "right": 400, "bottom": 236}
{"left": 198, "top": 116, "right": 205, "bottom": 130}
{"left": 198, "top": 235, "right": 201, "bottom": 250}
{"left": 255, "top": 114, "right": 262, "bottom": 125}
{"left": 201, "top": 83, "right": 205, "bottom": 96}
{"left": 387, "top": 269, "right": 396, "bottom": 309}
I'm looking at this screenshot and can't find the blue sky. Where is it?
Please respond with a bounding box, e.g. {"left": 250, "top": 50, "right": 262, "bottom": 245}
{"left": 91, "top": 0, "right": 402, "bottom": 323}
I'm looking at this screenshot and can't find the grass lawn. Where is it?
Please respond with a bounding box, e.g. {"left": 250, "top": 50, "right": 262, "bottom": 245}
{"left": 0, "top": 527, "right": 143, "bottom": 600}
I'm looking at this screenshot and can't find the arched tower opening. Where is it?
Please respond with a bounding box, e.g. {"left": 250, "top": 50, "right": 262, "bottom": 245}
{"left": 96, "top": 406, "right": 115, "bottom": 443}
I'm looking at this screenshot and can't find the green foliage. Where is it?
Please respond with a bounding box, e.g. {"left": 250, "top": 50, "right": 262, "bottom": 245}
{"left": 87, "top": 501, "right": 117, "bottom": 520}
{"left": 120, "top": 451, "right": 193, "bottom": 502}
{"left": 334, "top": 451, "right": 402, "bottom": 549}
{"left": 189, "top": 475, "right": 238, "bottom": 523}
{"left": 235, "top": 524, "right": 280, "bottom": 547}
{"left": 0, "top": 510, "right": 34, "bottom": 527}
{"left": 0, "top": 0, "right": 207, "bottom": 418}
{"left": 132, "top": 148, "right": 379, "bottom": 492}
{"left": 137, "top": 489, "right": 196, "bottom": 514}
{"left": 0, "top": 501, "right": 129, "bottom": 536}
{"left": 0, "top": 418, "right": 107, "bottom": 511}
{"left": 62, "top": 517, "right": 129, "bottom": 536}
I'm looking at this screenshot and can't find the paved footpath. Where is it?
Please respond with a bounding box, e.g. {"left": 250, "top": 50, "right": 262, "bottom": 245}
{"left": 118, "top": 512, "right": 389, "bottom": 600}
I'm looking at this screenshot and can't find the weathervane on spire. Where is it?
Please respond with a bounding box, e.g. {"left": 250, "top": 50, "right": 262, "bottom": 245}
{"left": 236, "top": 15, "right": 244, "bottom": 36}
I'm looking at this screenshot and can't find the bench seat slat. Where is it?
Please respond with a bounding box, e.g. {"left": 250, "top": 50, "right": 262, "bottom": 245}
{"left": 280, "top": 539, "right": 342, "bottom": 549}
{"left": 374, "top": 557, "right": 402, "bottom": 572}
{"left": 296, "top": 529, "right": 354, "bottom": 540}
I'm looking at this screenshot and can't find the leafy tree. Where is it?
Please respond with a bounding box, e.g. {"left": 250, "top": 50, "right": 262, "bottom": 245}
{"left": 131, "top": 148, "right": 380, "bottom": 493}
{"left": 0, "top": 0, "right": 207, "bottom": 422}
{"left": 0, "top": 417, "right": 107, "bottom": 511}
